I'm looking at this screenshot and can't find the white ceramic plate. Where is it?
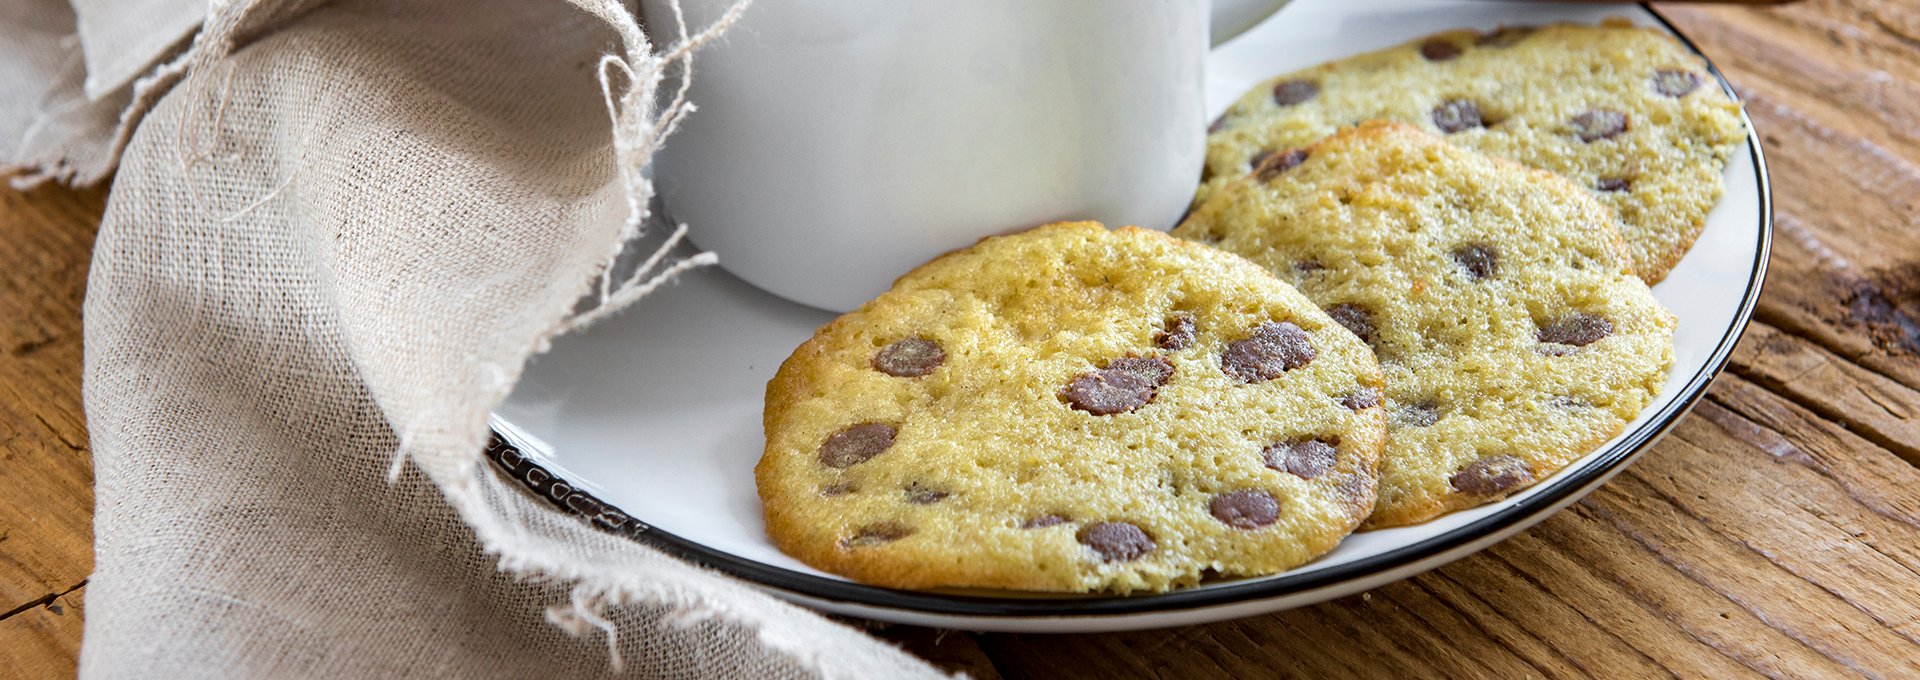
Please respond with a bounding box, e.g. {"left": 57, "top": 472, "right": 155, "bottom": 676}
{"left": 492, "top": 0, "right": 1770, "bottom": 632}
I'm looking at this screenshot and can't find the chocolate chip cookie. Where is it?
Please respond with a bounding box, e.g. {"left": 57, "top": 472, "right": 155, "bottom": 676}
{"left": 759, "top": 222, "right": 1387, "bottom": 593}
{"left": 1175, "top": 122, "right": 1676, "bottom": 528}
{"left": 1201, "top": 20, "right": 1746, "bottom": 283}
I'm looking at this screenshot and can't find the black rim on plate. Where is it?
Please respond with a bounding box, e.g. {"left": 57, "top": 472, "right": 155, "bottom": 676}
{"left": 488, "top": 5, "right": 1772, "bottom": 620}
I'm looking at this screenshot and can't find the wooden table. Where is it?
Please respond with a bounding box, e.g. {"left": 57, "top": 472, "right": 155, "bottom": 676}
{"left": 6, "top": 1, "right": 1920, "bottom": 677}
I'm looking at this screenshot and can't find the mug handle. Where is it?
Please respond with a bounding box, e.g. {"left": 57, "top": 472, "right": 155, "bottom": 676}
{"left": 1212, "top": 0, "right": 1293, "bottom": 47}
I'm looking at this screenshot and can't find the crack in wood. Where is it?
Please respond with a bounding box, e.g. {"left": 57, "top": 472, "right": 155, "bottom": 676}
{"left": 1746, "top": 89, "right": 1920, "bottom": 213}
{"left": 1595, "top": 469, "right": 1902, "bottom": 679}
{"left": 30, "top": 412, "right": 86, "bottom": 454}
{"left": 1787, "top": 505, "right": 1920, "bottom": 648}
{"left": 1362, "top": 585, "right": 1510, "bottom": 678}
{"left": 1694, "top": 398, "right": 1827, "bottom": 472}
{"left": 1574, "top": 487, "right": 1873, "bottom": 680}
{"left": 1714, "top": 375, "right": 1920, "bottom": 532}
{"left": 1479, "top": 546, "right": 1684, "bottom": 679}
{"left": 1802, "top": 507, "right": 1920, "bottom": 584}
{"left": 1723, "top": 323, "right": 1920, "bottom": 468}
{"left": 1547, "top": 500, "right": 1814, "bottom": 680}
{"left": 1855, "top": 382, "right": 1912, "bottom": 420}
{"left": 1722, "top": 361, "right": 1920, "bottom": 467}
{"left": 0, "top": 579, "right": 85, "bottom": 622}
{"left": 1867, "top": 14, "right": 1920, "bottom": 53}
{"left": 1313, "top": 593, "right": 1466, "bottom": 678}
{"left": 1421, "top": 568, "right": 1584, "bottom": 679}
{"left": 7, "top": 335, "right": 59, "bottom": 358}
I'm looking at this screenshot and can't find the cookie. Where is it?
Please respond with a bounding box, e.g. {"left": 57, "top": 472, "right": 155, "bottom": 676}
{"left": 1200, "top": 20, "right": 1747, "bottom": 283}
{"left": 1174, "top": 122, "right": 1675, "bottom": 528}
{"left": 758, "top": 222, "right": 1386, "bottom": 593}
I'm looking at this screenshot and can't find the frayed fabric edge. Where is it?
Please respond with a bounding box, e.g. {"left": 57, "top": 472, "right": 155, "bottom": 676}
{"left": 5, "top": 7, "right": 208, "bottom": 190}
{"left": 118, "top": 0, "right": 949, "bottom": 676}
{"left": 6, "top": 154, "right": 101, "bottom": 191}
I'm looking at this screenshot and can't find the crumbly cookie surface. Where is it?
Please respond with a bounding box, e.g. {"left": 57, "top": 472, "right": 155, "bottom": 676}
{"left": 1201, "top": 20, "right": 1746, "bottom": 283}
{"left": 759, "top": 222, "right": 1386, "bottom": 593}
{"left": 1174, "top": 122, "right": 1675, "bottom": 528}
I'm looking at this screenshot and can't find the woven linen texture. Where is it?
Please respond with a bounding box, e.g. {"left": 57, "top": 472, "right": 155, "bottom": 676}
{"left": 68, "top": 0, "right": 950, "bottom": 676}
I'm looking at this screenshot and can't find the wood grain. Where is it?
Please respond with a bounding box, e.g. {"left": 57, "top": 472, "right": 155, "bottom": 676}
{"left": 9, "top": 0, "right": 1920, "bottom": 678}
{"left": 1728, "top": 322, "right": 1920, "bottom": 465}
{"left": 1666, "top": 0, "right": 1920, "bottom": 393}
{"left": 0, "top": 180, "right": 101, "bottom": 627}
{"left": 0, "top": 585, "right": 85, "bottom": 680}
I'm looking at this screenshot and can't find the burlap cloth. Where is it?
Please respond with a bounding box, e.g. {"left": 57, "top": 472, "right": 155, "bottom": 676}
{"left": 3, "top": 0, "right": 952, "bottom": 676}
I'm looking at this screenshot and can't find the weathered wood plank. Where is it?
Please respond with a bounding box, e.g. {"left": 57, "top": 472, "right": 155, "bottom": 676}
{"left": 1666, "top": 1, "right": 1920, "bottom": 160}
{"left": 1472, "top": 528, "right": 1773, "bottom": 679}
{"left": 1621, "top": 398, "right": 1920, "bottom": 671}
{"left": 1527, "top": 503, "right": 1861, "bottom": 680}
{"left": 1708, "top": 372, "right": 1920, "bottom": 529}
{"left": 0, "top": 584, "right": 84, "bottom": 680}
{"left": 0, "top": 180, "right": 102, "bottom": 619}
{"left": 1658, "top": 2, "right": 1920, "bottom": 394}
{"left": 1729, "top": 322, "right": 1920, "bottom": 465}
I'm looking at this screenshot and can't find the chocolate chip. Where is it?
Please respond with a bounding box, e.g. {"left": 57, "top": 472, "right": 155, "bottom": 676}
{"left": 1538, "top": 313, "right": 1613, "bottom": 347}
{"left": 1022, "top": 515, "right": 1069, "bottom": 529}
{"left": 1420, "top": 38, "right": 1463, "bottom": 61}
{"left": 1597, "top": 177, "right": 1631, "bottom": 192}
{"left": 1264, "top": 438, "right": 1337, "bottom": 480}
{"left": 904, "top": 483, "right": 948, "bottom": 505}
{"left": 1477, "top": 25, "right": 1535, "bottom": 47}
{"left": 1652, "top": 69, "right": 1702, "bottom": 97}
{"left": 1341, "top": 385, "right": 1382, "bottom": 411}
{"left": 844, "top": 522, "right": 913, "bottom": 547}
{"left": 1255, "top": 149, "right": 1310, "bottom": 181}
{"left": 818, "top": 423, "right": 896, "bottom": 468}
{"left": 1325, "top": 303, "right": 1377, "bottom": 345}
{"left": 873, "top": 337, "right": 944, "bottom": 377}
{"left": 1221, "top": 321, "right": 1315, "bottom": 383}
{"left": 1080, "top": 522, "right": 1154, "bottom": 562}
{"left": 1065, "top": 370, "right": 1156, "bottom": 415}
{"left": 1248, "top": 149, "right": 1274, "bottom": 170}
{"left": 821, "top": 482, "right": 856, "bottom": 497}
{"left": 1452, "top": 243, "right": 1500, "bottom": 279}
{"left": 1396, "top": 402, "right": 1441, "bottom": 428}
{"left": 1208, "top": 113, "right": 1231, "bottom": 134}
{"left": 1157, "top": 315, "right": 1196, "bottom": 351}
{"left": 1571, "top": 110, "right": 1629, "bottom": 142}
{"left": 1272, "top": 79, "right": 1321, "bottom": 107}
{"left": 1449, "top": 455, "right": 1535, "bottom": 496}
{"left": 1432, "top": 99, "right": 1484, "bottom": 133}
{"left": 1064, "top": 357, "right": 1174, "bottom": 415}
{"left": 1294, "top": 259, "right": 1326, "bottom": 273}
{"left": 1210, "top": 489, "right": 1281, "bottom": 529}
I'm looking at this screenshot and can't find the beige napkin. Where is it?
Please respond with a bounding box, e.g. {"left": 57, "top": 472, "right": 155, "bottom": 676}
{"left": 0, "top": 0, "right": 129, "bottom": 187}
{"left": 6, "top": 0, "right": 950, "bottom": 676}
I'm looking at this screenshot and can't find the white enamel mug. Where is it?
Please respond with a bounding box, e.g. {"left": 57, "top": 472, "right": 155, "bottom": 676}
{"left": 642, "top": 0, "right": 1289, "bottom": 311}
